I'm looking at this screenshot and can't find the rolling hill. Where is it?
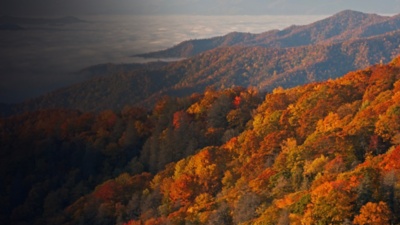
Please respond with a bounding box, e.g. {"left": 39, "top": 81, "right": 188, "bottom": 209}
{"left": 3, "top": 55, "right": 400, "bottom": 225}
{"left": 137, "top": 10, "right": 400, "bottom": 58}
{"left": 14, "top": 29, "right": 400, "bottom": 112}
{"left": 61, "top": 55, "right": 400, "bottom": 225}
{"left": 2, "top": 9, "right": 400, "bottom": 224}
{"left": 79, "top": 55, "right": 400, "bottom": 225}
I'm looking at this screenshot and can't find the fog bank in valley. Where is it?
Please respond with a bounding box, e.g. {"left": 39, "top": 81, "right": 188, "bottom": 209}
{"left": 0, "top": 14, "right": 326, "bottom": 103}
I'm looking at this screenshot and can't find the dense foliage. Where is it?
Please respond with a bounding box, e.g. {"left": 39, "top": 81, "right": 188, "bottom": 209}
{"left": 0, "top": 87, "right": 261, "bottom": 225}
{"left": 62, "top": 56, "right": 400, "bottom": 225}
{"left": 2, "top": 10, "right": 400, "bottom": 225}
{"left": 3, "top": 56, "right": 400, "bottom": 224}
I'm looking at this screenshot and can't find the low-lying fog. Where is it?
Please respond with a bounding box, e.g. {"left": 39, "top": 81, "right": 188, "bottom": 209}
{"left": 0, "top": 14, "right": 327, "bottom": 103}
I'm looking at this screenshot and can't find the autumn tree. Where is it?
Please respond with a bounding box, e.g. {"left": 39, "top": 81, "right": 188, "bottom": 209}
{"left": 303, "top": 180, "right": 355, "bottom": 224}
{"left": 353, "top": 201, "right": 392, "bottom": 225}
{"left": 232, "top": 192, "right": 262, "bottom": 224}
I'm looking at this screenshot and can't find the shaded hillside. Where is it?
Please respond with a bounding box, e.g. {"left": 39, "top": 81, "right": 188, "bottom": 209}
{"left": 138, "top": 10, "right": 400, "bottom": 58}
{"left": 18, "top": 68, "right": 171, "bottom": 112}
{"left": 2, "top": 55, "right": 400, "bottom": 225}
{"left": 0, "top": 88, "right": 261, "bottom": 225}
{"left": 17, "top": 30, "right": 400, "bottom": 112}
{"left": 0, "top": 62, "right": 170, "bottom": 118}
{"left": 61, "top": 56, "right": 400, "bottom": 225}
{"left": 76, "top": 61, "right": 169, "bottom": 80}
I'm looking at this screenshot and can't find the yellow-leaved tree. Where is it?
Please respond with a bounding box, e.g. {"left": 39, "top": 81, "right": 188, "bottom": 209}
{"left": 353, "top": 201, "right": 392, "bottom": 225}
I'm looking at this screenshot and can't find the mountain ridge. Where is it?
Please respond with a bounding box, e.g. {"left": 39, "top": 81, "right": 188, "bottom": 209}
{"left": 13, "top": 29, "right": 400, "bottom": 113}
{"left": 4, "top": 55, "right": 400, "bottom": 224}
{"left": 2, "top": 6, "right": 400, "bottom": 222}
{"left": 137, "top": 10, "right": 400, "bottom": 58}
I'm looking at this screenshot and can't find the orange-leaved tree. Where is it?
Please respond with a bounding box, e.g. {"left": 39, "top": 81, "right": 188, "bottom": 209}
{"left": 353, "top": 201, "right": 392, "bottom": 225}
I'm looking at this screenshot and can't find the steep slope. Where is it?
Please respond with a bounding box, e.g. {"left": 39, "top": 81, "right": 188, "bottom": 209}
{"left": 2, "top": 55, "right": 400, "bottom": 225}
{"left": 0, "top": 88, "right": 261, "bottom": 225}
{"left": 16, "top": 30, "right": 400, "bottom": 112}
{"left": 62, "top": 56, "right": 400, "bottom": 225}
{"left": 138, "top": 10, "right": 400, "bottom": 58}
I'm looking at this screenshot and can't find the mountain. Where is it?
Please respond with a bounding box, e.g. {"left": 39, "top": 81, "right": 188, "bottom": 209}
{"left": 3, "top": 9, "right": 400, "bottom": 225}
{"left": 0, "top": 87, "right": 261, "bottom": 225}
{"left": 82, "top": 55, "right": 400, "bottom": 225}
{"left": 62, "top": 55, "right": 400, "bottom": 225}
{"left": 15, "top": 30, "right": 400, "bottom": 112}
{"left": 137, "top": 10, "right": 400, "bottom": 58}
{"left": 3, "top": 56, "right": 400, "bottom": 225}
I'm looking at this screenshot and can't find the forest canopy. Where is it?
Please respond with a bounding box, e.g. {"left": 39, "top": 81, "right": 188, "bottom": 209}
{"left": 2, "top": 56, "right": 400, "bottom": 225}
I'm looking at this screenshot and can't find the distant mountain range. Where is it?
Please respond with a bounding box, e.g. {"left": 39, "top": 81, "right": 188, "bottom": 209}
{"left": 15, "top": 30, "right": 400, "bottom": 113}
{"left": 137, "top": 10, "right": 400, "bottom": 58}
{"left": 4, "top": 9, "right": 400, "bottom": 225}
{"left": 5, "top": 10, "right": 400, "bottom": 114}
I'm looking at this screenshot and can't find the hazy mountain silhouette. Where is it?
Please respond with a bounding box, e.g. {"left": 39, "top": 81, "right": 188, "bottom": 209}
{"left": 3, "top": 10, "right": 400, "bottom": 115}
{"left": 137, "top": 10, "right": 400, "bottom": 58}
{"left": 13, "top": 30, "right": 400, "bottom": 113}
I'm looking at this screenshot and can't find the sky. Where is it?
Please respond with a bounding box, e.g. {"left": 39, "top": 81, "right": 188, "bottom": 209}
{"left": 1, "top": 0, "right": 400, "bottom": 16}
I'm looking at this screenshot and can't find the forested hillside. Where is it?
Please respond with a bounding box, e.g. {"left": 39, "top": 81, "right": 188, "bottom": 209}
{"left": 0, "top": 87, "right": 261, "bottom": 225}
{"left": 138, "top": 10, "right": 400, "bottom": 58}
{"left": 2, "top": 9, "right": 400, "bottom": 225}
{"left": 16, "top": 30, "right": 400, "bottom": 112}
{"left": 61, "top": 56, "right": 400, "bottom": 225}
{"left": 2, "top": 56, "right": 400, "bottom": 224}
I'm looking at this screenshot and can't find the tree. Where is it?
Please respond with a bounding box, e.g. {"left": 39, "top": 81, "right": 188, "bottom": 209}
{"left": 305, "top": 180, "right": 354, "bottom": 224}
{"left": 207, "top": 94, "right": 232, "bottom": 128}
{"left": 207, "top": 201, "right": 232, "bottom": 225}
{"left": 169, "top": 174, "right": 197, "bottom": 205}
{"left": 233, "top": 192, "right": 262, "bottom": 224}
{"left": 353, "top": 201, "right": 392, "bottom": 225}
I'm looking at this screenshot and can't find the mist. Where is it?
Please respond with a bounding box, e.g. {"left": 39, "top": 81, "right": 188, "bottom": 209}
{"left": 0, "top": 14, "right": 328, "bottom": 103}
